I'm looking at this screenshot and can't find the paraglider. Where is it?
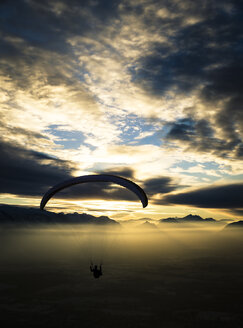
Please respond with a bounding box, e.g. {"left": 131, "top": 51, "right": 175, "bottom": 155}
{"left": 90, "top": 263, "right": 102, "bottom": 279}
{"left": 40, "top": 174, "right": 148, "bottom": 210}
{"left": 40, "top": 174, "right": 148, "bottom": 279}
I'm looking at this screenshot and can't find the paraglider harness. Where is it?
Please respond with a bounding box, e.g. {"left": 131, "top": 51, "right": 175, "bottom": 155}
{"left": 90, "top": 262, "right": 103, "bottom": 279}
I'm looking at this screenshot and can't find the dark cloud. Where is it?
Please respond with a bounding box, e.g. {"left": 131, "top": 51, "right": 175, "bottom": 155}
{"left": 0, "top": 37, "right": 19, "bottom": 58}
{"left": 158, "top": 183, "right": 243, "bottom": 210}
{"left": 133, "top": 1, "right": 243, "bottom": 95}
{"left": 143, "top": 176, "right": 177, "bottom": 196}
{"left": 99, "top": 167, "right": 135, "bottom": 178}
{"left": 0, "top": 1, "right": 68, "bottom": 54}
{"left": 166, "top": 118, "right": 196, "bottom": 141}
{"left": 0, "top": 0, "right": 122, "bottom": 91}
{"left": 0, "top": 0, "right": 121, "bottom": 53}
{"left": 0, "top": 137, "right": 74, "bottom": 196}
{"left": 229, "top": 209, "right": 243, "bottom": 217}
{"left": 130, "top": 0, "right": 243, "bottom": 159}
{"left": 164, "top": 117, "right": 242, "bottom": 158}
{"left": 0, "top": 138, "right": 139, "bottom": 203}
{"left": 202, "top": 67, "right": 243, "bottom": 156}
{"left": 132, "top": 43, "right": 206, "bottom": 94}
{"left": 0, "top": 122, "right": 49, "bottom": 141}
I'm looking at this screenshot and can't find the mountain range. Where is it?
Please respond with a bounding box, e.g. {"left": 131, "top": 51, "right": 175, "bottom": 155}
{"left": 0, "top": 204, "right": 119, "bottom": 225}
{"left": 0, "top": 205, "right": 241, "bottom": 229}
{"left": 160, "top": 214, "right": 216, "bottom": 223}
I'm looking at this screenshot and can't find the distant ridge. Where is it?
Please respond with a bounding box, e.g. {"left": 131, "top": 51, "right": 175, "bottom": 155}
{"left": 160, "top": 217, "right": 179, "bottom": 223}
{"left": 138, "top": 221, "right": 158, "bottom": 230}
{"left": 0, "top": 204, "right": 119, "bottom": 225}
{"left": 119, "top": 218, "right": 154, "bottom": 224}
{"left": 225, "top": 220, "right": 243, "bottom": 229}
{"left": 160, "top": 214, "right": 216, "bottom": 224}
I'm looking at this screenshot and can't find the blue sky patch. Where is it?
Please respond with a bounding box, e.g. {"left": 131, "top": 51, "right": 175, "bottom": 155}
{"left": 46, "top": 125, "right": 86, "bottom": 149}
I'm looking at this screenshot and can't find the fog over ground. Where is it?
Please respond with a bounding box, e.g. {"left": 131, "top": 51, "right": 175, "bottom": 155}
{"left": 0, "top": 225, "right": 242, "bottom": 327}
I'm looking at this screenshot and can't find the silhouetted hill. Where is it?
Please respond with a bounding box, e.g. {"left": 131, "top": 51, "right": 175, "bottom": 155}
{"left": 118, "top": 218, "right": 154, "bottom": 224}
{"left": 160, "top": 214, "right": 216, "bottom": 224}
{"left": 137, "top": 221, "right": 158, "bottom": 230}
{"left": 161, "top": 217, "right": 179, "bottom": 223}
{"left": 181, "top": 214, "right": 216, "bottom": 222}
{"left": 0, "top": 204, "right": 119, "bottom": 225}
{"left": 225, "top": 220, "right": 243, "bottom": 229}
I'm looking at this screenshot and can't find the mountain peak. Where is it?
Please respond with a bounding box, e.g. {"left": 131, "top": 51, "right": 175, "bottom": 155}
{"left": 182, "top": 214, "right": 204, "bottom": 221}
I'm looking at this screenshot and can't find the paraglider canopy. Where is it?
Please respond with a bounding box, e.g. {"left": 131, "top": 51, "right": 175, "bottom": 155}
{"left": 40, "top": 174, "right": 148, "bottom": 210}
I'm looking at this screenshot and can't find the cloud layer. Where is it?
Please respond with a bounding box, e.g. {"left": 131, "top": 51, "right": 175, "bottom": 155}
{"left": 159, "top": 183, "right": 243, "bottom": 213}
{"left": 0, "top": 137, "right": 74, "bottom": 196}
{"left": 1, "top": 0, "right": 242, "bottom": 217}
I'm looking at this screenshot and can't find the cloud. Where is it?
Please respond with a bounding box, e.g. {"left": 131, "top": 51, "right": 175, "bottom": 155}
{"left": 143, "top": 176, "right": 178, "bottom": 196}
{"left": 129, "top": 0, "right": 243, "bottom": 160}
{"left": 0, "top": 138, "right": 139, "bottom": 203}
{"left": 0, "top": 137, "right": 74, "bottom": 196}
{"left": 164, "top": 117, "right": 242, "bottom": 159}
{"left": 159, "top": 183, "right": 243, "bottom": 211}
{"left": 0, "top": 0, "right": 123, "bottom": 153}
{"left": 132, "top": 1, "right": 242, "bottom": 95}
{"left": 0, "top": 0, "right": 242, "bottom": 215}
{"left": 166, "top": 118, "right": 196, "bottom": 141}
{"left": 229, "top": 209, "right": 243, "bottom": 217}
{"left": 0, "top": 0, "right": 121, "bottom": 54}
{"left": 99, "top": 166, "right": 135, "bottom": 178}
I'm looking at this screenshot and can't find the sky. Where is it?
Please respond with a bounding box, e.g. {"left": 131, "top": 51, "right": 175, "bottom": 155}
{"left": 0, "top": 0, "right": 242, "bottom": 221}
